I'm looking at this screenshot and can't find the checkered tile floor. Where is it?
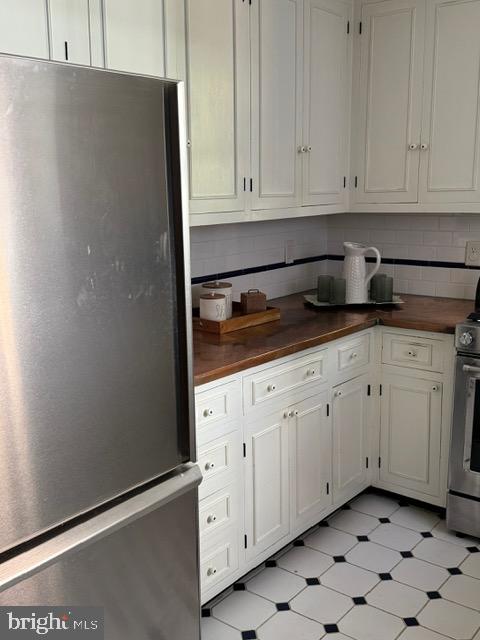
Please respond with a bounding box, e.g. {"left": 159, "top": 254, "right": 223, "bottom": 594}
{"left": 201, "top": 492, "right": 480, "bottom": 640}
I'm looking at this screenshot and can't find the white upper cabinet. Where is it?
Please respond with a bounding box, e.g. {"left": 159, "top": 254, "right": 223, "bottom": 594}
{"left": 0, "top": 0, "right": 49, "bottom": 59}
{"left": 250, "top": 0, "right": 303, "bottom": 210}
{"left": 103, "top": 0, "right": 165, "bottom": 77}
{"left": 302, "top": 0, "right": 351, "bottom": 206}
{"left": 185, "top": 0, "right": 249, "bottom": 216}
{"left": 354, "top": 0, "right": 426, "bottom": 204}
{"left": 420, "top": 0, "right": 480, "bottom": 203}
{"left": 48, "top": 0, "right": 92, "bottom": 65}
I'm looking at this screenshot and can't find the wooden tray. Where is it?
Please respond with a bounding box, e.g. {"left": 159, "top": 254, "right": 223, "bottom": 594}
{"left": 193, "top": 301, "right": 280, "bottom": 334}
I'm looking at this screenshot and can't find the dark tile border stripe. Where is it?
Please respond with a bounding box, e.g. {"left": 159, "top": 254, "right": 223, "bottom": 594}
{"left": 191, "top": 254, "right": 478, "bottom": 285}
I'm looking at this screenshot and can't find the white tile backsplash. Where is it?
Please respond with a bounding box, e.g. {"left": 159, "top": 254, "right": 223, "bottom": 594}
{"left": 190, "top": 213, "right": 480, "bottom": 303}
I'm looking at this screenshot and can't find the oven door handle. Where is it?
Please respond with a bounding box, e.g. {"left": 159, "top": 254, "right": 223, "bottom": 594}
{"left": 463, "top": 364, "right": 480, "bottom": 375}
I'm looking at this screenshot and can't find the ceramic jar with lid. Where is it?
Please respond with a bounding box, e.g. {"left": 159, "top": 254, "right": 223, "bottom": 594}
{"left": 199, "top": 292, "right": 227, "bottom": 322}
{"left": 201, "top": 281, "right": 232, "bottom": 318}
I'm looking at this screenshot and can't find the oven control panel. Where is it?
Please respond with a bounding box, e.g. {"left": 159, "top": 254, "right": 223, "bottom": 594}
{"left": 456, "top": 322, "right": 480, "bottom": 354}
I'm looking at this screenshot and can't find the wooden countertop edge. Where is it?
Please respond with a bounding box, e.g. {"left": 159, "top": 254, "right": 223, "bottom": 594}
{"left": 193, "top": 315, "right": 457, "bottom": 387}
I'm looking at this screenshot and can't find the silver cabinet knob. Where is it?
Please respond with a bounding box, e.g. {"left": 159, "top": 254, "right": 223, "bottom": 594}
{"left": 267, "top": 383, "right": 276, "bottom": 392}
{"left": 350, "top": 352, "right": 358, "bottom": 359}
{"left": 293, "top": 410, "right": 299, "bottom": 416}
{"left": 420, "top": 143, "right": 429, "bottom": 150}
{"left": 306, "top": 145, "right": 312, "bottom": 152}
{"left": 335, "top": 390, "right": 342, "bottom": 397}
{"left": 203, "top": 408, "right": 214, "bottom": 418}
{"left": 187, "top": 139, "right": 192, "bottom": 148}
{"left": 298, "top": 145, "right": 306, "bottom": 153}
{"left": 207, "top": 514, "right": 217, "bottom": 524}
{"left": 204, "top": 461, "right": 215, "bottom": 471}
{"left": 207, "top": 567, "right": 217, "bottom": 576}
{"left": 408, "top": 143, "right": 419, "bottom": 150}
{"left": 432, "top": 385, "right": 439, "bottom": 392}
{"left": 407, "top": 350, "right": 418, "bottom": 357}
{"left": 306, "top": 368, "right": 316, "bottom": 376}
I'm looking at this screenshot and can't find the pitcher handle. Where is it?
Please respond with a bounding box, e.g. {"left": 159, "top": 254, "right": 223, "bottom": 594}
{"left": 365, "top": 247, "right": 381, "bottom": 285}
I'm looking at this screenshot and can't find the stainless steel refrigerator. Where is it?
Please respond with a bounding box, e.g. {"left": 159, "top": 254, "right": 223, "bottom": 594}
{"left": 0, "top": 54, "right": 201, "bottom": 639}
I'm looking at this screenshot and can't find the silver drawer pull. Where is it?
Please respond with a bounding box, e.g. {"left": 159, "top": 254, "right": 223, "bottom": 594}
{"left": 407, "top": 350, "right": 418, "bottom": 357}
{"left": 463, "top": 364, "right": 480, "bottom": 375}
{"left": 204, "top": 461, "right": 215, "bottom": 471}
{"left": 350, "top": 352, "right": 358, "bottom": 359}
{"left": 432, "top": 385, "right": 439, "bottom": 392}
{"left": 203, "top": 408, "right": 214, "bottom": 418}
{"left": 207, "top": 514, "right": 217, "bottom": 524}
{"left": 267, "top": 383, "right": 276, "bottom": 392}
{"left": 335, "top": 390, "right": 342, "bottom": 397}
{"left": 207, "top": 567, "right": 217, "bottom": 576}
{"left": 306, "top": 368, "right": 316, "bottom": 376}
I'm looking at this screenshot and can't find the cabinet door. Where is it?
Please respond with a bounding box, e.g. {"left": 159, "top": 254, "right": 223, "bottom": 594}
{"left": 250, "top": 0, "right": 302, "bottom": 210}
{"left": 245, "top": 411, "right": 289, "bottom": 560}
{"left": 185, "top": 0, "right": 249, "bottom": 215}
{"left": 354, "top": 0, "right": 425, "bottom": 203}
{"left": 290, "top": 393, "right": 332, "bottom": 532}
{"left": 0, "top": 0, "right": 49, "bottom": 59}
{"left": 419, "top": 0, "right": 480, "bottom": 203}
{"left": 302, "top": 0, "right": 351, "bottom": 206}
{"left": 48, "top": 0, "right": 91, "bottom": 64}
{"left": 103, "top": 0, "right": 165, "bottom": 77}
{"left": 332, "top": 374, "right": 369, "bottom": 503}
{"left": 380, "top": 372, "right": 442, "bottom": 497}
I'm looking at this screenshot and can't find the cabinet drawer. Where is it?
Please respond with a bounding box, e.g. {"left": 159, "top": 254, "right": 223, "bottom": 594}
{"left": 199, "top": 485, "right": 237, "bottom": 540}
{"left": 336, "top": 334, "right": 370, "bottom": 374}
{"left": 195, "top": 380, "right": 240, "bottom": 435}
{"left": 200, "top": 530, "right": 239, "bottom": 593}
{"left": 244, "top": 350, "right": 327, "bottom": 411}
{"left": 382, "top": 333, "right": 444, "bottom": 373}
{"left": 198, "top": 431, "right": 240, "bottom": 500}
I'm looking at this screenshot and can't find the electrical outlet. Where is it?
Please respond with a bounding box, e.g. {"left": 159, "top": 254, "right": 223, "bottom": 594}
{"left": 465, "top": 240, "right": 480, "bottom": 266}
{"left": 285, "top": 239, "right": 295, "bottom": 264}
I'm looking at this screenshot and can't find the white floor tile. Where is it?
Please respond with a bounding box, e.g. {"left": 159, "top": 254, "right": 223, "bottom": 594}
{"left": 392, "top": 558, "right": 449, "bottom": 591}
{"left": 440, "top": 574, "right": 480, "bottom": 610}
{"left": 246, "top": 567, "right": 305, "bottom": 602}
{"left": 390, "top": 506, "right": 440, "bottom": 532}
{"left": 370, "top": 523, "right": 423, "bottom": 551}
{"left": 338, "top": 604, "right": 405, "bottom": 640}
{"left": 277, "top": 546, "right": 334, "bottom": 578}
{"left": 346, "top": 541, "right": 402, "bottom": 573}
{"left": 432, "top": 520, "right": 480, "bottom": 548}
{"left": 349, "top": 493, "right": 400, "bottom": 518}
{"left": 213, "top": 591, "right": 276, "bottom": 630}
{"left": 328, "top": 510, "right": 379, "bottom": 536}
{"left": 320, "top": 562, "right": 379, "bottom": 596}
{"left": 201, "top": 617, "right": 241, "bottom": 640}
{"left": 461, "top": 552, "right": 480, "bottom": 580}
{"left": 290, "top": 584, "right": 353, "bottom": 623}
{"left": 418, "top": 599, "right": 480, "bottom": 640}
{"left": 367, "top": 580, "right": 428, "bottom": 617}
{"left": 414, "top": 538, "right": 468, "bottom": 568}
{"left": 398, "top": 628, "right": 451, "bottom": 640}
{"left": 304, "top": 526, "right": 357, "bottom": 556}
{"left": 256, "top": 611, "right": 324, "bottom": 640}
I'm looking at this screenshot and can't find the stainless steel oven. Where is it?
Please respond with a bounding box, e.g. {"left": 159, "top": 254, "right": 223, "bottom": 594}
{"left": 447, "top": 323, "right": 480, "bottom": 537}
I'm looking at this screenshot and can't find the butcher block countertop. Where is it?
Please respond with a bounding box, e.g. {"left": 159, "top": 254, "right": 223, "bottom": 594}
{"left": 193, "top": 293, "right": 472, "bottom": 385}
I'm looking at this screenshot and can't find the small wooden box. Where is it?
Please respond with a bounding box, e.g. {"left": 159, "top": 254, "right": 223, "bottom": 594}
{"left": 240, "top": 289, "right": 267, "bottom": 315}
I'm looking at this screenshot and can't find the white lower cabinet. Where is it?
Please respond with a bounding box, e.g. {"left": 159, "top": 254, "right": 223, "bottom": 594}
{"left": 332, "top": 374, "right": 370, "bottom": 504}
{"left": 196, "top": 329, "right": 453, "bottom": 604}
{"left": 290, "top": 392, "right": 332, "bottom": 533}
{"left": 379, "top": 370, "right": 443, "bottom": 498}
{"left": 244, "top": 410, "right": 290, "bottom": 560}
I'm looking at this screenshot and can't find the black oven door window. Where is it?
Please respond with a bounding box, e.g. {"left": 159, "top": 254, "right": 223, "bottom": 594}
{"left": 470, "top": 379, "right": 480, "bottom": 473}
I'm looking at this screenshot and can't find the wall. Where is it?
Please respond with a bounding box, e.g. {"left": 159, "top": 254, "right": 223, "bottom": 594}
{"left": 190, "top": 213, "right": 480, "bottom": 304}
{"left": 327, "top": 213, "right": 480, "bottom": 300}
{"left": 189, "top": 217, "right": 327, "bottom": 305}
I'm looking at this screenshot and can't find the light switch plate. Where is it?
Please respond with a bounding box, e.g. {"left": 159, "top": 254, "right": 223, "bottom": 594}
{"left": 465, "top": 241, "right": 480, "bottom": 266}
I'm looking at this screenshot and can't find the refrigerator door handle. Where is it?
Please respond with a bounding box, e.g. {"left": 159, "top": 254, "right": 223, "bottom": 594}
{"left": 0, "top": 463, "right": 202, "bottom": 593}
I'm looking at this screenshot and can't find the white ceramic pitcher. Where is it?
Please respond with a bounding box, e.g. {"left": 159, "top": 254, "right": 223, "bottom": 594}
{"left": 342, "top": 242, "right": 381, "bottom": 304}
